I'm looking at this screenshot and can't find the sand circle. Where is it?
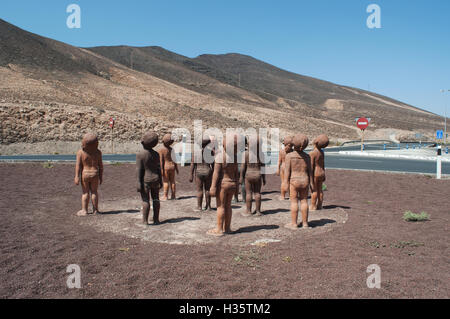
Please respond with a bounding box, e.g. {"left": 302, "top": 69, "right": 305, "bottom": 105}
{"left": 81, "top": 192, "right": 348, "bottom": 246}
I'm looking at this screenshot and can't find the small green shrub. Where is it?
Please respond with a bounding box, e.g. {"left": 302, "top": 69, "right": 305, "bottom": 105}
{"left": 403, "top": 211, "right": 429, "bottom": 222}
{"left": 322, "top": 183, "right": 327, "bottom": 191}
{"left": 42, "top": 162, "right": 54, "bottom": 169}
{"left": 391, "top": 240, "right": 424, "bottom": 249}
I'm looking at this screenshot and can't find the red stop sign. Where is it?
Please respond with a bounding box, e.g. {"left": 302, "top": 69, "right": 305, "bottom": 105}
{"left": 356, "top": 117, "right": 369, "bottom": 130}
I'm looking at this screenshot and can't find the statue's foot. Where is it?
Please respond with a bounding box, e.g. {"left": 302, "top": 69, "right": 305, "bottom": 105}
{"left": 253, "top": 211, "right": 263, "bottom": 217}
{"left": 301, "top": 223, "right": 310, "bottom": 228}
{"left": 284, "top": 223, "right": 299, "bottom": 230}
{"left": 161, "top": 197, "right": 168, "bottom": 201}
{"left": 142, "top": 220, "right": 149, "bottom": 225}
{"left": 92, "top": 209, "right": 101, "bottom": 215}
{"left": 223, "top": 229, "right": 234, "bottom": 235}
{"left": 76, "top": 210, "right": 88, "bottom": 217}
{"left": 207, "top": 228, "right": 224, "bottom": 237}
{"left": 278, "top": 196, "right": 285, "bottom": 201}
{"left": 170, "top": 196, "right": 176, "bottom": 200}
{"left": 153, "top": 220, "right": 161, "bottom": 225}
{"left": 241, "top": 211, "right": 253, "bottom": 217}
{"left": 309, "top": 206, "right": 317, "bottom": 211}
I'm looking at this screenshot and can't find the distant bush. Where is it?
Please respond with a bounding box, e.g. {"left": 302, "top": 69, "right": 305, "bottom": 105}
{"left": 42, "top": 162, "right": 54, "bottom": 169}
{"left": 322, "top": 183, "right": 327, "bottom": 191}
{"left": 403, "top": 211, "right": 429, "bottom": 222}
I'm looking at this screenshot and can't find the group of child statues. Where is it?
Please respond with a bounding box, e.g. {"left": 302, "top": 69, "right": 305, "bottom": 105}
{"left": 74, "top": 130, "right": 329, "bottom": 236}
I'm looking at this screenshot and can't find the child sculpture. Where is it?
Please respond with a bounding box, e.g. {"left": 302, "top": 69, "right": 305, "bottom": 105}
{"left": 208, "top": 134, "right": 240, "bottom": 236}
{"left": 277, "top": 136, "right": 293, "bottom": 200}
{"left": 136, "top": 131, "right": 163, "bottom": 225}
{"left": 189, "top": 137, "right": 214, "bottom": 211}
{"left": 240, "top": 135, "right": 265, "bottom": 216}
{"left": 284, "top": 134, "right": 312, "bottom": 229}
{"left": 159, "top": 133, "right": 178, "bottom": 200}
{"left": 74, "top": 133, "right": 103, "bottom": 216}
{"left": 309, "top": 134, "right": 329, "bottom": 211}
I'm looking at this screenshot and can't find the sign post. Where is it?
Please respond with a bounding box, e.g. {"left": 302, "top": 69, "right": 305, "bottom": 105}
{"left": 437, "top": 145, "right": 442, "bottom": 180}
{"left": 109, "top": 117, "right": 115, "bottom": 154}
{"left": 356, "top": 117, "right": 370, "bottom": 151}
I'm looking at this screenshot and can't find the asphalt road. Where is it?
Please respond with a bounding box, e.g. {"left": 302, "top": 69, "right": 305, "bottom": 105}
{"left": 1, "top": 152, "right": 448, "bottom": 175}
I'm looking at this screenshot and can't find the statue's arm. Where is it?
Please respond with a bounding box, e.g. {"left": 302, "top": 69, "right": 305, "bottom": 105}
{"left": 284, "top": 155, "right": 291, "bottom": 186}
{"left": 136, "top": 154, "right": 144, "bottom": 192}
{"left": 74, "top": 150, "right": 82, "bottom": 185}
{"left": 210, "top": 162, "right": 221, "bottom": 196}
{"left": 98, "top": 151, "right": 103, "bottom": 184}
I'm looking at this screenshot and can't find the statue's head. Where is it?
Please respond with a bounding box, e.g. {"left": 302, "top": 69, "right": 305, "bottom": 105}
{"left": 141, "top": 131, "right": 158, "bottom": 150}
{"left": 162, "top": 133, "right": 174, "bottom": 146}
{"left": 313, "top": 134, "right": 329, "bottom": 149}
{"left": 283, "top": 135, "right": 294, "bottom": 152}
{"left": 292, "top": 134, "right": 309, "bottom": 151}
{"left": 81, "top": 133, "right": 99, "bottom": 153}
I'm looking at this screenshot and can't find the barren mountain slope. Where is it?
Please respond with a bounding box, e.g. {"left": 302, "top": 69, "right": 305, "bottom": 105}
{"left": 0, "top": 19, "right": 443, "bottom": 154}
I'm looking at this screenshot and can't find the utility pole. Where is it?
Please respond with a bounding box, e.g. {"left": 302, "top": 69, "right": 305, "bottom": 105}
{"left": 130, "top": 49, "right": 133, "bottom": 70}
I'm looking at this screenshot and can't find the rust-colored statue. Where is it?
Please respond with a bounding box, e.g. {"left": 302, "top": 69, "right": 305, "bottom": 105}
{"left": 240, "top": 135, "right": 265, "bottom": 216}
{"left": 137, "top": 131, "right": 163, "bottom": 225}
{"left": 276, "top": 135, "right": 293, "bottom": 200}
{"left": 208, "top": 134, "right": 240, "bottom": 236}
{"left": 159, "top": 133, "right": 178, "bottom": 200}
{"left": 309, "top": 134, "right": 329, "bottom": 211}
{"left": 74, "top": 133, "right": 103, "bottom": 216}
{"left": 190, "top": 137, "right": 214, "bottom": 211}
{"left": 284, "top": 134, "right": 312, "bottom": 229}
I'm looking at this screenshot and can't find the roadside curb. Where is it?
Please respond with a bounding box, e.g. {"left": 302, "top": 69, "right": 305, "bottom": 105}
{"left": 336, "top": 151, "right": 450, "bottom": 162}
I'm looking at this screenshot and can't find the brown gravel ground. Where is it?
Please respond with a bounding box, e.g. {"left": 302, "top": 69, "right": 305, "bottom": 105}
{"left": 0, "top": 163, "right": 448, "bottom": 298}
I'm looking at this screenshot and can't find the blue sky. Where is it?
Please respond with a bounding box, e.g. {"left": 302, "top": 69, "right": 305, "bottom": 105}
{"left": 1, "top": 0, "right": 449, "bottom": 116}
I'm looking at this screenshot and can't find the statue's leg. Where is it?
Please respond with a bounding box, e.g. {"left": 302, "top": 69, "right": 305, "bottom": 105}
{"left": 140, "top": 184, "right": 150, "bottom": 225}
{"left": 161, "top": 171, "right": 169, "bottom": 201}
{"left": 90, "top": 176, "right": 100, "bottom": 214}
{"left": 76, "top": 177, "right": 90, "bottom": 216}
{"left": 224, "top": 187, "right": 234, "bottom": 233}
{"left": 316, "top": 178, "right": 324, "bottom": 210}
{"left": 195, "top": 175, "right": 203, "bottom": 211}
{"left": 285, "top": 183, "right": 299, "bottom": 229}
{"left": 300, "top": 188, "right": 309, "bottom": 228}
{"left": 169, "top": 169, "right": 176, "bottom": 199}
{"left": 243, "top": 178, "right": 253, "bottom": 216}
{"left": 150, "top": 184, "right": 160, "bottom": 224}
{"left": 279, "top": 169, "right": 286, "bottom": 200}
{"left": 253, "top": 179, "right": 262, "bottom": 215}
{"left": 207, "top": 186, "right": 224, "bottom": 236}
{"left": 204, "top": 174, "right": 212, "bottom": 211}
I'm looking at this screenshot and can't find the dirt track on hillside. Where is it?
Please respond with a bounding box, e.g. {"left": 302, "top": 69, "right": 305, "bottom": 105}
{"left": 0, "top": 163, "right": 449, "bottom": 298}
